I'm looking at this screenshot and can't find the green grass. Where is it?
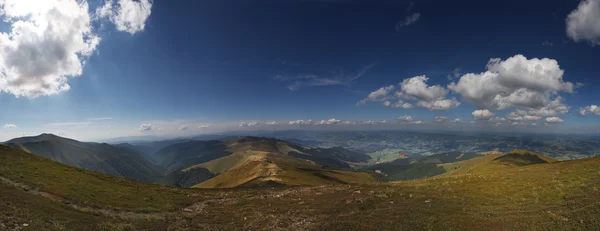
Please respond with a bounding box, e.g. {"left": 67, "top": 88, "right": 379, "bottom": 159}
{"left": 368, "top": 148, "right": 405, "bottom": 163}
{"left": 0, "top": 145, "right": 214, "bottom": 212}
{"left": 2, "top": 145, "right": 600, "bottom": 230}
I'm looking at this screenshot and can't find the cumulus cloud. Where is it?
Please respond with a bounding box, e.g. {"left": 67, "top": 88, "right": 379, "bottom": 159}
{"left": 289, "top": 119, "right": 313, "bottom": 125}
{"left": 382, "top": 100, "right": 414, "bottom": 109}
{"left": 362, "top": 120, "right": 389, "bottom": 125}
{"left": 410, "top": 120, "right": 424, "bottom": 124}
{"left": 178, "top": 125, "right": 189, "bottom": 131}
{"left": 434, "top": 116, "right": 447, "bottom": 122}
{"left": 0, "top": 0, "right": 153, "bottom": 98}
{"left": 566, "top": 0, "right": 600, "bottom": 45}
{"left": 395, "top": 13, "right": 420, "bottom": 31}
{"left": 452, "top": 118, "right": 461, "bottom": 123}
{"left": 266, "top": 121, "right": 278, "bottom": 125}
{"left": 138, "top": 123, "right": 154, "bottom": 132}
{"left": 545, "top": 117, "right": 564, "bottom": 124}
{"left": 3, "top": 124, "right": 17, "bottom": 128}
{"left": 197, "top": 124, "right": 212, "bottom": 128}
{"left": 580, "top": 105, "right": 600, "bottom": 116}
{"left": 472, "top": 109, "right": 495, "bottom": 120}
{"left": 0, "top": 0, "right": 100, "bottom": 98}
{"left": 506, "top": 112, "right": 523, "bottom": 121}
{"left": 415, "top": 98, "right": 460, "bottom": 110}
{"left": 449, "top": 55, "right": 574, "bottom": 114}
{"left": 318, "top": 118, "right": 342, "bottom": 125}
{"left": 362, "top": 76, "right": 459, "bottom": 111}
{"left": 397, "top": 115, "right": 413, "bottom": 122}
{"left": 239, "top": 121, "right": 259, "bottom": 127}
{"left": 358, "top": 85, "right": 395, "bottom": 105}
{"left": 523, "top": 115, "right": 541, "bottom": 121}
{"left": 395, "top": 76, "right": 460, "bottom": 110}
{"left": 96, "top": 0, "right": 153, "bottom": 35}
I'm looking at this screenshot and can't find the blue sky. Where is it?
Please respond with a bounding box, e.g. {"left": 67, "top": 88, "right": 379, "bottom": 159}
{"left": 1, "top": 0, "right": 600, "bottom": 141}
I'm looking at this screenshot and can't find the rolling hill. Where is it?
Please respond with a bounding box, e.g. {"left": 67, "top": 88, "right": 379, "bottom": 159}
{"left": 1, "top": 143, "right": 600, "bottom": 230}
{"left": 155, "top": 136, "right": 376, "bottom": 188}
{"left": 156, "top": 137, "right": 377, "bottom": 188}
{"left": 5, "top": 134, "right": 163, "bottom": 183}
{"left": 368, "top": 151, "right": 483, "bottom": 181}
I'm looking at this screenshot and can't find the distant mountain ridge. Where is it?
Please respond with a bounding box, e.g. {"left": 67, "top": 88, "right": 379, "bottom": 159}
{"left": 5, "top": 133, "right": 163, "bottom": 183}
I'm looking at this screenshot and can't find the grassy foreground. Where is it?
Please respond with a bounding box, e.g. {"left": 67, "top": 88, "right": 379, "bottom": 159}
{"left": 1, "top": 145, "right": 600, "bottom": 230}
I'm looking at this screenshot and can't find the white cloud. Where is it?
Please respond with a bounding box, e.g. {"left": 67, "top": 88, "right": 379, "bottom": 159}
{"left": 382, "top": 100, "right": 414, "bottom": 109}
{"left": 361, "top": 75, "right": 458, "bottom": 110}
{"left": 362, "top": 120, "right": 389, "bottom": 125}
{"left": 452, "top": 118, "right": 461, "bottom": 123}
{"left": 449, "top": 55, "right": 574, "bottom": 112}
{"left": 545, "top": 117, "right": 564, "bottom": 124}
{"left": 525, "top": 96, "right": 570, "bottom": 116}
{"left": 523, "top": 115, "right": 541, "bottom": 121}
{"left": 472, "top": 109, "right": 495, "bottom": 120}
{"left": 397, "top": 115, "right": 413, "bottom": 122}
{"left": 495, "top": 117, "right": 507, "bottom": 121}
{"left": 3, "top": 124, "right": 17, "bottom": 128}
{"left": 96, "top": 0, "right": 153, "bottom": 35}
{"left": 566, "top": 0, "right": 600, "bottom": 45}
{"left": 318, "top": 118, "right": 341, "bottom": 125}
{"left": 542, "top": 41, "right": 554, "bottom": 47}
{"left": 415, "top": 98, "right": 460, "bottom": 110}
{"left": 198, "top": 124, "right": 212, "bottom": 128}
{"left": 239, "top": 121, "right": 259, "bottom": 127}
{"left": 266, "top": 121, "right": 278, "bottom": 125}
{"left": 289, "top": 119, "right": 313, "bottom": 125}
{"left": 178, "top": 125, "right": 189, "bottom": 131}
{"left": 506, "top": 112, "right": 523, "bottom": 121}
{"left": 395, "top": 75, "right": 460, "bottom": 110}
{"left": 410, "top": 120, "right": 424, "bottom": 124}
{"left": 138, "top": 123, "right": 154, "bottom": 132}
{"left": 358, "top": 85, "right": 395, "bottom": 105}
{"left": 87, "top": 117, "right": 113, "bottom": 121}
{"left": 0, "top": 0, "right": 100, "bottom": 98}
{"left": 580, "top": 105, "right": 600, "bottom": 116}
{"left": 395, "top": 13, "right": 420, "bottom": 31}
{"left": 340, "top": 121, "right": 356, "bottom": 125}
{"left": 279, "top": 64, "right": 374, "bottom": 91}
{"left": 396, "top": 76, "right": 448, "bottom": 102}
{"left": 434, "top": 116, "right": 447, "bottom": 122}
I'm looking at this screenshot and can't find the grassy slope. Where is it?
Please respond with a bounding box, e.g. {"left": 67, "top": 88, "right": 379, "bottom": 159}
{"left": 6, "top": 134, "right": 163, "bottom": 183}
{"left": 2, "top": 145, "right": 600, "bottom": 230}
{"left": 368, "top": 151, "right": 483, "bottom": 181}
{"left": 193, "top": 152, "right": 378, "bottom": 188}
{"left": 0, "top": 145, "right": 213, "bottom": 212}
{"left": 161, "top": 137, "right": 377, "bottom": 188}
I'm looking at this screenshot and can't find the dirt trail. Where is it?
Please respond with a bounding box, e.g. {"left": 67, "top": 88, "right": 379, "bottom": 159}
{"left": 0, "top": 176, "right": 230, "bottom": 220}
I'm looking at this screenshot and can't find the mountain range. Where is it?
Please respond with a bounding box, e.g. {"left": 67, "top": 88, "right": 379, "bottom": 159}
{"left": 3, "top": 134, "right": 379, "bottom": 188}
{"left": 1, "top": 138, "right": 599, "bottom": 230}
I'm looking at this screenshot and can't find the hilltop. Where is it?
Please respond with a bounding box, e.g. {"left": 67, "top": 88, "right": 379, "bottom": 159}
{"left": 5, "top": 134, "right": 163, "bottom": 183}
{"left": 155, "top": 136, "right": 377, "bottom": 188}
{"left": 367, "top": 151, "right": 483, "bottom": 181}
